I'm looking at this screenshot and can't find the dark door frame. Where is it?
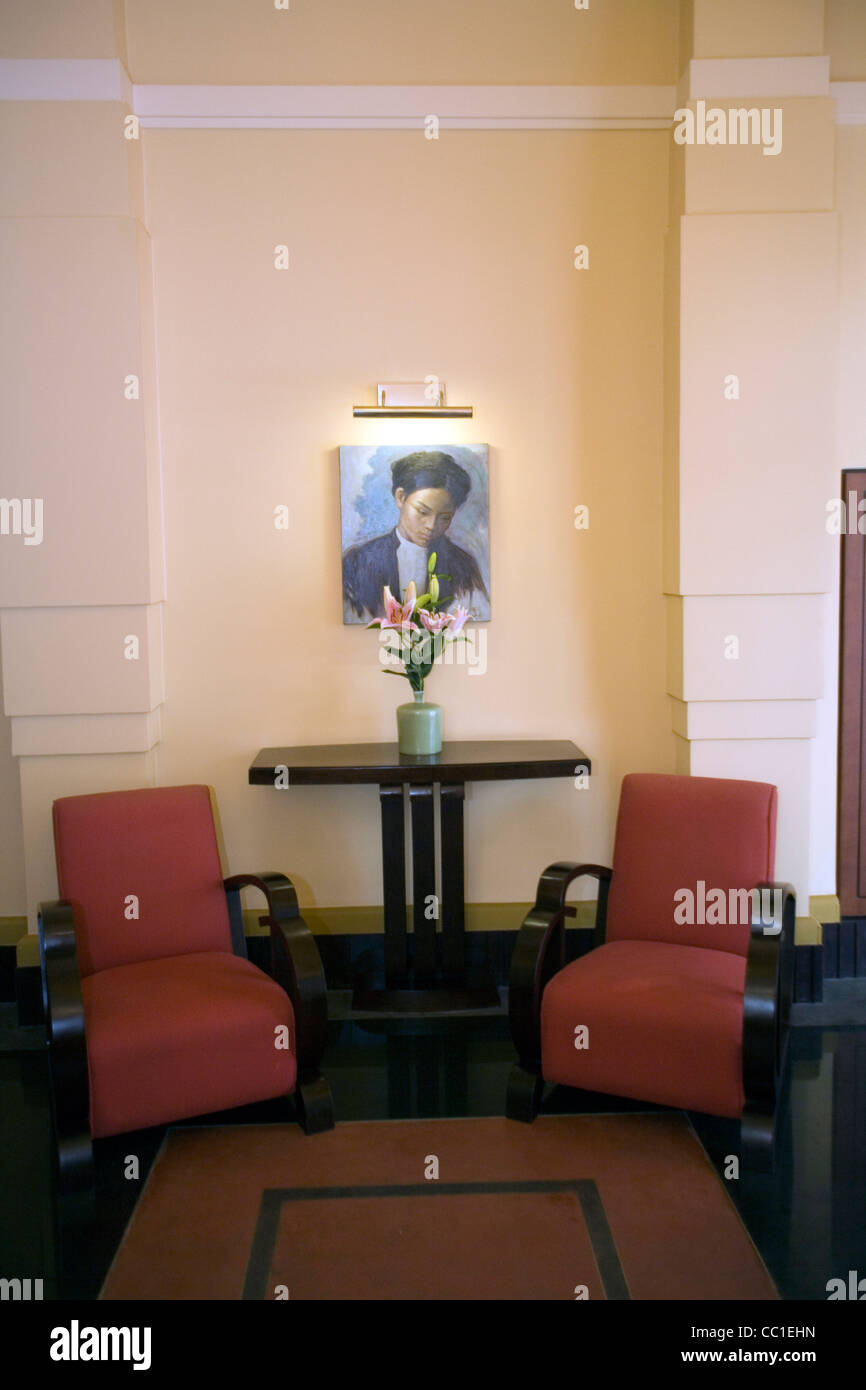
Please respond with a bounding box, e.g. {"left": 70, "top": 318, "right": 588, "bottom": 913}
{"left": 837, "top": 469, "right": 866, "bottom": 917}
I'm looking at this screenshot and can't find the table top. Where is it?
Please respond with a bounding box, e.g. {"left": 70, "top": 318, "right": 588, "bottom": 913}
{"left": 249, "top": 740, "right": 590, "bottom": 786}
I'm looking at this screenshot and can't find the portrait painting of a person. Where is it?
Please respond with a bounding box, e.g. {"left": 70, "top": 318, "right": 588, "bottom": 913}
{"left": 340, "top": 446, "right": 490, "bottom": 624}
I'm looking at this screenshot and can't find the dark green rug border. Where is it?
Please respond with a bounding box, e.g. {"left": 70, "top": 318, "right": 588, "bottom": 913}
{"left": 241, "top": 1177, "right": 629, "bottom": 1302}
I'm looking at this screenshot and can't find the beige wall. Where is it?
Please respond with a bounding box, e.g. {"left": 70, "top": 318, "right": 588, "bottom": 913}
{"left": 2, "top": 0, "right": 865, "bottom": 922}
{"left": 122, "top": 0, "right": 678, "bottom": 85}
{"left": 826, "top": 0, "right": 866, "bottom": 78}
{"left": 816, "top": 122, "right": 866, "bottom": 894}
{"left": 662, "top": 0, "right": 845, "bottom": 913}
{"left": 836, "top": 128, "right": 866, "bottom": 485}
{"left": 0, "top": 17, "right": 162, "bottom": 921}
{"left": 142, "top": 126, "right": 671, "bottom": 905}
{"left": 0, "top": 0, "right": 126, "bottom": 61}
{"left": 692, "top": 0, "right": 825, "bottom": 57}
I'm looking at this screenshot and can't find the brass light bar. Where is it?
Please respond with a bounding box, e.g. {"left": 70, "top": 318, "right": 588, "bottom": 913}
{"left": 353, "top": 404, "right": 473, "bottom": 418}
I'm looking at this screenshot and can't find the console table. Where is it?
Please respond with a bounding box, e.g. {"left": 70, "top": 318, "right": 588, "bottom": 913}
{"left": 249, "top": 740, "right": 590, "bottom": 1016}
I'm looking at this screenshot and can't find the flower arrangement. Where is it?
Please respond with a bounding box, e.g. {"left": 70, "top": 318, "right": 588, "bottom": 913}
{"left": 367, "top": 552, "right": 469, "bottom": 695}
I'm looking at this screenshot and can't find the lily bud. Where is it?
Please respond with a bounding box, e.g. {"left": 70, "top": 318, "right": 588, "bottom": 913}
{"left": 430, "top": 574, "right": 439, "bottom": 603}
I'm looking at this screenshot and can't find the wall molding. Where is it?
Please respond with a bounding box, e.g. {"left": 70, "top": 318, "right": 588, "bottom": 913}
{"left": 10, "top": 709, "right": 162, "bottom": 757}
{"left": 678, "top": 56, "right": 831, "bottom": 104}
{"left": 0, "top": 57, "right": 132, "bottom": 105}
{"left": 1, "top": 62, "right": 863, "bottom": 128}
{"left": 834, "top": 81, "right": 866, "bottom": 125}
{"left": 669, "top": 696, "right": 817, "bottom": 741}
{"left": 133, "top": 83, "right": 675, "bottom": 130}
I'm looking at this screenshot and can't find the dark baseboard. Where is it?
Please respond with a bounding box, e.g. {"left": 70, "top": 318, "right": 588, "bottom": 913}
{"left": 794, "top": 943, "right": 824, "bottom": 1005}
{"left": 824, "top": 917, "right": 866, "bottom": 981}
{"left": 16, "top": 962, "right": 43, "bottom": 1026}
{"left": 790, "top": 977, "right": 866, "bottom": 1026}
{"left": 244, "top": 931, "right": 845, "bottom": 1012}
{"left": 11, "top": 930, "right": 583, "bottom": 1027}
{"left": 0, "top": 941, "right": 17, "bottom": 1004}
{"left": 10, "top": 930, "right": 837, "bottom": 1026}
{"left": 313, "top": 927, "right": 538, "bottom": 994}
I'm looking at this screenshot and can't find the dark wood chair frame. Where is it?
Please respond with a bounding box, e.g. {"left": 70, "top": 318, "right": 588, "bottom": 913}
{"left": 38, "top": 870, "right": 334, "bottom": 1196}
{"left": 506, "top": 862, "right": 796, "bottom": 1172}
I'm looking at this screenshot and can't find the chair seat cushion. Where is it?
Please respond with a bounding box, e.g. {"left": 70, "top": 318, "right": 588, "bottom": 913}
{"left": 540, "top": 939, "right": 747, "bottom": 1118}
{"left": 82, "top": 952, "right": 296, "bottom": 1138}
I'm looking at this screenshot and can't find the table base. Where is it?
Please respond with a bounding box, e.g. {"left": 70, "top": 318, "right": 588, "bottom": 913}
{"left": 351, "top": 976, "right": 502, "bottom": 1018}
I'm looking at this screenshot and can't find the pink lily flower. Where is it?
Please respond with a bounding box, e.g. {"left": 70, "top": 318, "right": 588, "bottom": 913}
{"left": 375, "top": 582, "right": 419, "bottom": 631}
{"left": 447, "top": 606, "right": 470, "bottom": 635}
{"left": 419, "top": 610, "right": 449, "bottom": 635}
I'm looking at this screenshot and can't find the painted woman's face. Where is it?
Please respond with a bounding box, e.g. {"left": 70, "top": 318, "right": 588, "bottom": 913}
{"left": 394, "top": 487, "right": 456, "bottom": 547}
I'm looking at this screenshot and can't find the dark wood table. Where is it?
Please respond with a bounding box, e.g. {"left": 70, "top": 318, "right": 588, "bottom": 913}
{"left": 249, "top": 740, "right": 590, "bottom": 1015}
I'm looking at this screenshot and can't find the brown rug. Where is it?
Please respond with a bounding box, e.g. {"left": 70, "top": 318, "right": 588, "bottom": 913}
{"left": 100, "top": 1114, "right": 778, "bottom": 1300}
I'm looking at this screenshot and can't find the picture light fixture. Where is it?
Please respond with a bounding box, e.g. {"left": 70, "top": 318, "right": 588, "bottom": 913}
{"left": 353, "top": 382, "right": 473, "bottom": 418}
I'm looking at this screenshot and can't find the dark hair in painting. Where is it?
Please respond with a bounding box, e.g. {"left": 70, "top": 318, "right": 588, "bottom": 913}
{"left": 390, "top": 451, "right": 471, "bottom": 508}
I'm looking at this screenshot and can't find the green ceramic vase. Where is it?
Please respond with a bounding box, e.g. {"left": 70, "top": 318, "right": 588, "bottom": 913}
{"left": 397, "top": 688, "right": 442, "bottom": 755}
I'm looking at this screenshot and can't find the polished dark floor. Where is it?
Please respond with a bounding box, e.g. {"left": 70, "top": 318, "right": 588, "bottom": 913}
{"left": 1, "top": 1007, "right": 864, "bottom": 1301}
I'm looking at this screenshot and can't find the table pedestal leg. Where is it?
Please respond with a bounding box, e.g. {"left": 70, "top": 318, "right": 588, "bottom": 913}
{"left": 380, "top": 784, "right": 408, "bottom": 988}
{"left": 410, "top": 785, "right": 437, "bottom": 983}
{"left": 440, "top": 783, "right": 465, "bottom": 976}
{"left": 352, "top": 778, "right": 498, "bottom": 1016}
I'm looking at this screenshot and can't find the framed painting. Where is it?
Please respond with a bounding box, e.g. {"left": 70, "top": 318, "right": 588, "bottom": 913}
{"left": 340, "top": 444, "right": 490, "bottom": 625}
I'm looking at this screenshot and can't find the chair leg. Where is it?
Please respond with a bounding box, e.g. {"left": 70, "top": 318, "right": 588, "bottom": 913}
{"left": 506, "top": 1063, "right": 543, "bottom": 1123}
{"left": 740, "top": 1104, "right": 776, "bottom": 1174}
{"left": 294, "top": 1075, "right": 335, "bottom": 1134}
{"left": 51, "top": 1134, "right": 96, "bottom": 1293}
{"left": 57, "top": 1130, "right": 95, "bottom": 1198}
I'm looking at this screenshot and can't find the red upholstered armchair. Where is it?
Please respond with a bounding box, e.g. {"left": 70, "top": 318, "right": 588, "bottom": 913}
{"left": 38, "top": 785, "right": 333, "bottom": 1195}
{"left": 507, "top": 774, "right": 796, "bottom": 1171}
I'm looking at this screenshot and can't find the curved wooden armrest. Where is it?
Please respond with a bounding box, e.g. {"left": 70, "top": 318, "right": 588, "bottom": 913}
{"left": 223, "top": 873, "right": 328, "bottom": 1081}
{"left": 743, "top": 881, "right": 796, "bottom": 1108}
{"left": 38, "top": 900, "right": 92, "bottom": 1193}
{"left": 508, "top": 863, "right": 613, "bottom": 1068}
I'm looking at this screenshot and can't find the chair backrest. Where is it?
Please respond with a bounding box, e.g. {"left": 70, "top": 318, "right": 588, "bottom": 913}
{"left": 53, "top": 785, "right": 234, "bottom": 977}
{"left": 605, "top": 773, "right": 777, "bottom": 957}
